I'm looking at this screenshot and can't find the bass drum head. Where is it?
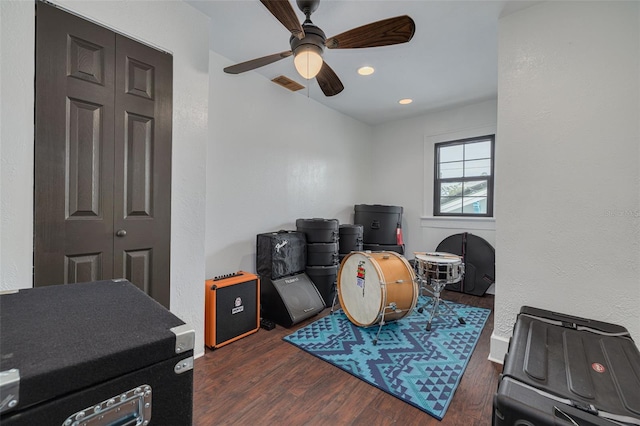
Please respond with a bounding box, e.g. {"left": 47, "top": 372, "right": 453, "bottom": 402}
{"left": 338, "top": 251, "right": 417, "bottom": 327}
{"left": 338, "top": 252, "right": 384, "bottom": 327}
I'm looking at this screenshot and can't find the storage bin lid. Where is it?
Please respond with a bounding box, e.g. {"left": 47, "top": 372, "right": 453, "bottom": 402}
{"left": 354, "top": 204, "right": 403, "bottom": 214}
{"left": 295, "top": 218, "right": 339, "bottom": 229}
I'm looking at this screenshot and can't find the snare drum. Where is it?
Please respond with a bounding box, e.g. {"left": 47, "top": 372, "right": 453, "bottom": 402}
{"left": 338, "top": 251, "right": 418, "bottom": 327}
{"left": 414, "top": 252, "right": 464, "bottom": 284}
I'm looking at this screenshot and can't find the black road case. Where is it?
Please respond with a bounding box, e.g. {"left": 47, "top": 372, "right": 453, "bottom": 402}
{"left": 354, "top": 204, "right": 402, "bottom": 245}
{"left": 0, "top": 280, "right": 195, "bottom": 426}
{"left": 494, "top": 306, "right": 640, "bottom": 426}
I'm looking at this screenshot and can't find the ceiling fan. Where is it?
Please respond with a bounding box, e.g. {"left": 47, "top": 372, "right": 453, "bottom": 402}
{"left": 223, "top": 0, "right": 416, "bottom": 97}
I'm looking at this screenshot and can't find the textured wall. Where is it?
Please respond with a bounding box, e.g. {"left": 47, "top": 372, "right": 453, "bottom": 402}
{"left": 0, "top": 1, "right": 35, "bottom": 291}
{"left": 369, "top": 99, "right": 497, "bottom": 256}
{"left": 494, "top": 1, "right": 640, "bottom": 359}
{"left": 206, "top": 51, "right": 372, "bottom": 278}
{"left": 1, "top": 0, "right": 210, "bottom": 356}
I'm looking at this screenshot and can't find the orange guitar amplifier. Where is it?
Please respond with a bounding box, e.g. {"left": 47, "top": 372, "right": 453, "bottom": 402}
{"left": 205, "top": 271, "right": 260, "bottom": 349}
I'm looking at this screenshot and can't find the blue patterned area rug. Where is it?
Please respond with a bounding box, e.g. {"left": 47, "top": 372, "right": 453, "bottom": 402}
{"left": 283, "top": 296, "right": 491, "bottom": 420}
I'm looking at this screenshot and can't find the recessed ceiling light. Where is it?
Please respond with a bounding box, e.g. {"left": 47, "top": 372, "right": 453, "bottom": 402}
{"left": 357, "top": 66, "right": 375, "bottom": 76}
{"left": 398, "top": 98, "right": 413, "bottom": 105}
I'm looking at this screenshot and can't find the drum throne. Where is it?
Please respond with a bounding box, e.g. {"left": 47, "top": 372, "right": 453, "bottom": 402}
{"left": 414, "top": 252, "right": 467, "bottom": 331}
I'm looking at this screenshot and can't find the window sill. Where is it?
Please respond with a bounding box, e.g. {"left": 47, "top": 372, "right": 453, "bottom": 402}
{"left": 420, "top": 216, "right": 496, "bottom": 231}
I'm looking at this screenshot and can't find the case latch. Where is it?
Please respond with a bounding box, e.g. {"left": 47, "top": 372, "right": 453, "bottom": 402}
{"left": 62, "top": 384, "right": 152, "bottom": 426}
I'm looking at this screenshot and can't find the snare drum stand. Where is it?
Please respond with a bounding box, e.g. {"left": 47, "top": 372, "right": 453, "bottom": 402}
{"left": 417, "top": 277, "right": 466, "bottom": 331}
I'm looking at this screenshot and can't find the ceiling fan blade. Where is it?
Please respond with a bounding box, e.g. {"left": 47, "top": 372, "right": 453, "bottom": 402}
{"left": 260, "top": 0, "right": 305, "bottom": 39}
{"left": 316, "top": 62, "right": 344, "bottom": 97}
{"left": 223, "top": 51, "right": 293, "bottom": 74}
{"left": 325, "top": 15, "right": 415, "bottom": 49}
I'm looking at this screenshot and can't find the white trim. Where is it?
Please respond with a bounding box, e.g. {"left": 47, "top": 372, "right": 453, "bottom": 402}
{"left": 423, "top": 123, "right": 497, "bottom": 217}
{"left": 424, "top": 123, "right": 498, "bottom": 145}
{"left": 420, "top": 216, "right": 496, "bottom": 231}
{"left": 42, "top": 0, "right": 173, "bottom": 55}
{"left": 488, "top": 332, "right": 510, "bottom": 364}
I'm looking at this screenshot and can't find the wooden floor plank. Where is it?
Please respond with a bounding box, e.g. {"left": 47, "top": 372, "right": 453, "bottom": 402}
{"left": 193, "top": 290, "right": 501, "bottom": 425}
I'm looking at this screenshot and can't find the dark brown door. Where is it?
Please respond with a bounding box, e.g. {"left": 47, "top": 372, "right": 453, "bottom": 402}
{"left": 113, "top": 34, "right": 172, "bottom": 305}
{"left": 34, "top": 2, "right": 172, "bottom": 308}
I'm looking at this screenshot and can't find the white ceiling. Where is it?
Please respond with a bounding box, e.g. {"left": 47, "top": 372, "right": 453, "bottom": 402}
{"left": 187, "top": 0, "right": 538, "bottom": 125}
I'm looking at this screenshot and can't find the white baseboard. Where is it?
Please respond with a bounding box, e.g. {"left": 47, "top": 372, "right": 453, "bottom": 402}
{"left": 488, "top": 332, "right": 510, "bottom": 364}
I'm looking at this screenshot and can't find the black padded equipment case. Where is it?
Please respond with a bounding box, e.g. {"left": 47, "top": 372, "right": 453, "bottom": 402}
{"left": 256, "top": 230, "right": 306, "bottom": 280}
{"left": 436, "top": 232, "right": 495, "bottom": 296}
{"left": 0, "top": 280, "right": 195, "bottom": 426}
{"left": 494, "top": 306, "right": 640, "bottom": 426}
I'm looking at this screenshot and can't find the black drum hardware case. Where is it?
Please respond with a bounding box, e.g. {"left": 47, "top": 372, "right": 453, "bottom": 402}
{"left": 0, "top": 280, "right": 195, "bottom": 426}
{"left": 354, "top": 204, "right": 405, "bottom": 254}
{"left": 493, "top": 306, "right": 640, "bottom": 426}
{"left": 297, "top": 218, "right": 340, "bottom": 308}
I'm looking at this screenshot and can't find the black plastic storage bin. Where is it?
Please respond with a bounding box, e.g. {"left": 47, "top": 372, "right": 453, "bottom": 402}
{"left": 296, "top": 218, "right": 339, "bottom": 243}
{"left": 493, "top": 306, "right": 640, "bottom": 426}
{"left": 305, "top": 265, "right": 338, "bottom": 307}
{"left": 307, "top": 243, "right": 339, "bottom": 266}
{"left": 354, "top": 204, "right": 402, "bottom": 245}
{"left": 338, "top": 224, "right": 363, "bottom": 254}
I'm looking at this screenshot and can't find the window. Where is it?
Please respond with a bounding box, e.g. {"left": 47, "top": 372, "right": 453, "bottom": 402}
{"left": 434, "top": 135, "right": 495, "bottom": 217}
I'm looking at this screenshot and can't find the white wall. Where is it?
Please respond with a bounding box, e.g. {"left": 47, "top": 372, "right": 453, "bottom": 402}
{"left": 206, "top": 51, "right": 372, "bottom": 277}
{"left": 0, "top": 0, "right": 210, "bottom": 356}
{"left": 1, "top": 1, "right": 35, "bottom": 291}
{"left": 369, "top": 99, "right": 497, "bottom": 257}
{"left": 493, "top": 1, "right": 640, "bottom": 361}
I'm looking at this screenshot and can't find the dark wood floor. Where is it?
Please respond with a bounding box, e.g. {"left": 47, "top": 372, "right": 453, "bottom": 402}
{"left": 193, "top": 291, "right": 501, "bottom": 425}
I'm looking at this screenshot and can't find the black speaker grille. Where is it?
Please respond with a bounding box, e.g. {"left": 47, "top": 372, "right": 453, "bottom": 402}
{"left": 271, "top": 274, "right": 324, "bottom": 324}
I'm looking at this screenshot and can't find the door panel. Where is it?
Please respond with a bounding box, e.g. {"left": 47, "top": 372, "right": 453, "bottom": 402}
{"left": 113, "top": 35, "right": 172, "bottom": 308}
{"left": 35, "top": 3, "right": 172, "bottom": 309}
{"left": 66, "top": 99, "right": 103, "bottom": 218}
{"left": 35, "top": 3, "right": 115, "bottom": 286}
{"left": 65, "top": 253, "right": 102, "bottom": 284}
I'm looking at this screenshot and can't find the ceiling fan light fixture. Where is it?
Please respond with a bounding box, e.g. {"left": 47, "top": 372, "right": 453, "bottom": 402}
{"left": 293, "top": 44, "right": 323, "bottom": 79}
{"left": 357, "top": 66, "right": 375, "bottom": 76}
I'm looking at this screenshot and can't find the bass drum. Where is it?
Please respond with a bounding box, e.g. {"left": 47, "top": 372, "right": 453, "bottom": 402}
{"left": 338, "top": 251, "right": 418, "bottom": 327}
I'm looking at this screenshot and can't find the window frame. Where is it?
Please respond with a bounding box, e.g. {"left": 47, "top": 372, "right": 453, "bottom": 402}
{"left": 433, "top": 134, "right": 495, "bottom": 217}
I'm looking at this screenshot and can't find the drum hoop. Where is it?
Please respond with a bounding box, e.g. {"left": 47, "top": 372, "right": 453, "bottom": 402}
{"left": 414, "top": 252, "right": 461, "bottom": 264}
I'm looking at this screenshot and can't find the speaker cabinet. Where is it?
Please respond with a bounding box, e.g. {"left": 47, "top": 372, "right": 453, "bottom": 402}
{"left": 257, "top": 231, "right": 306, "bottom": 280}
{"left": 260, "top": 272, "right": 325, "bottom": 327}
{"left": 205, "top": 271, "right": 260, "bottom": 349}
